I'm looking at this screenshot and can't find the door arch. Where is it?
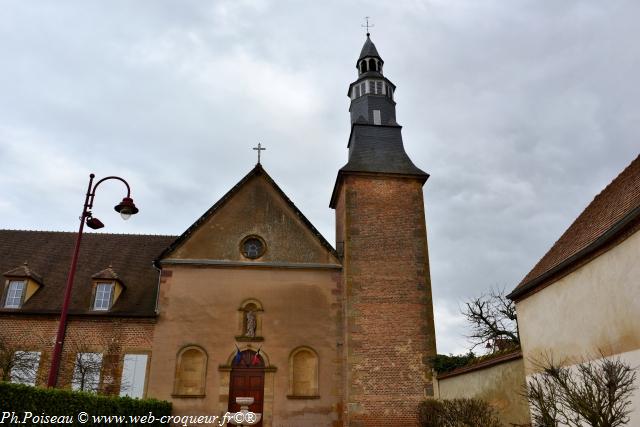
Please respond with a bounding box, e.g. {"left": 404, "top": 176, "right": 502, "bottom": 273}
{"left": 228, "top": 350, "right": 264, "bottom": 427}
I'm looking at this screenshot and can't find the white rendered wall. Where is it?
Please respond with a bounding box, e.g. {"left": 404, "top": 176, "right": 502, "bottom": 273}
{"left": 516, "top": 229, "right": 640, "bottom": 424}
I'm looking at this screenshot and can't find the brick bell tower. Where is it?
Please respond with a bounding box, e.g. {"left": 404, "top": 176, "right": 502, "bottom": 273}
{"left": 330, "top": 33, "right": 437, "bottom": 426}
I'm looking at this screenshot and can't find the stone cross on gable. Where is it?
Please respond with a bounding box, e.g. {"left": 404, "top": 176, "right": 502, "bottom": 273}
{"left": 253, "top": 143, "right": 266, "bottom": 164}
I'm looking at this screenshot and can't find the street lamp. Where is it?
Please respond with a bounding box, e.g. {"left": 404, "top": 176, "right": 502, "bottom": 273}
{"left": 46, "top": 173, "right": 139, "bottom": 388}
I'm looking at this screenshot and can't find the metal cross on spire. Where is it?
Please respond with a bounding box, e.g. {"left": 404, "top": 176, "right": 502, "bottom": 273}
{"left": 253, "top": 143, "right": 266, "bottom": 164}
{"left": 362, "top": 16, "right": 374, "bottom": 36}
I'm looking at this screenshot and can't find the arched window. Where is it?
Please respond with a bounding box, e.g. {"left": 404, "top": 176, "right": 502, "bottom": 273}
{"left": 371, "top": 58, "right": 377, "bottom": 72}
{"left": 288, "top": 347, "right": 319, "bottom": 398}
{"left": 173, "top": 346, "right": 207, "bottom": 396}
{"left": 361, "top": 60, "right": 368, "bottom": 73}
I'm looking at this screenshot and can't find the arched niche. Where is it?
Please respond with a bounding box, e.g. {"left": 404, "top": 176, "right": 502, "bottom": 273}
{"left": 172, "top": 345, "right": 207, "bottom": 397}
{"left": 236, "top": 299, "right": 264, "bottom": 342}
{"left": 287, "top": 346, "right": 319, "bottom": 399}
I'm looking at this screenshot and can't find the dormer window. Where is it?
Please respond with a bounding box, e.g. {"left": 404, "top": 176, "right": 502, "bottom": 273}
{"left": 93, "top": 282, "right": 114, "bottom": 311}
{"left": 4, "top": 280, "right": 26, "bottom": 308}
{"left": 3, "top": 262, "right": 43, "bottom": 309}
{"left": 90, "top": 266, "right": 125, "bottom": 312}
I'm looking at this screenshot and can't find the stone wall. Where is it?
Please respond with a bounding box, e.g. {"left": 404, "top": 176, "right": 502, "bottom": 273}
{"left": 436, "top": 351, "right": 531, "bottom": 426}
{"left": 147, "top": 266, "right": 343, "bottom": 427}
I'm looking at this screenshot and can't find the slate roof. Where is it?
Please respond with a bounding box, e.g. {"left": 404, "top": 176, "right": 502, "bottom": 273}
{"left": 343, "top": 124, "right": 427, "bottom": 176}
{"left": 358, "top": 35, "right": 382, "bottom": 62}
{"left": 330, "top": 124, "right": 429, "bottom": 208}
{"left": 509, "top": 154, "right": 640, "bottom": 301}
{"left": 157, "top": 163, "right": 339, "bottom": 262}
{"left": 0, "top": 230, "right": 175, "bottom": 317}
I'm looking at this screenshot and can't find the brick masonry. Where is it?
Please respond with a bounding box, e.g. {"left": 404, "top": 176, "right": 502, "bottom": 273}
{"left": 0, "top": 314, "right": 155, "bottom": 394}
{"left": 336, "top": 174, "right": 437, "bottom": 426}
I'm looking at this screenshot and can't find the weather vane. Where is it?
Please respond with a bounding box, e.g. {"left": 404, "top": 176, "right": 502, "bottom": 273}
{"left": 253, "top": 142, "right": 266, "bottom": 164}
{"left": 362, "top": 16, "right": 374, "bottom": 36}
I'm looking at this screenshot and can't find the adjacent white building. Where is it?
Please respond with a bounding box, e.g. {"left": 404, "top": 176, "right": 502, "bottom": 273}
{"left": 508, "top": 154, "right": 640, "bottom": 424}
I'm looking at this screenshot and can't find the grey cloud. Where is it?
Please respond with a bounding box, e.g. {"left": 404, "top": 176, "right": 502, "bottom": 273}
{"left": 1, "top": 0, "right": 638, "bottom": 353}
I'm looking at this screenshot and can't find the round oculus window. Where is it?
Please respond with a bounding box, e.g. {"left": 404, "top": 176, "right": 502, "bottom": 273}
{"left": 241, "top": 236, "right": 266, "bottom": 259}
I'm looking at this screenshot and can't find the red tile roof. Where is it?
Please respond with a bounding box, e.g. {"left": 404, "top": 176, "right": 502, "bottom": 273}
{"left": 0, "top": 230, "right": 175, "bottom": 317}
{"left": 509, "top": 154, "right": 640, "bottom": 301}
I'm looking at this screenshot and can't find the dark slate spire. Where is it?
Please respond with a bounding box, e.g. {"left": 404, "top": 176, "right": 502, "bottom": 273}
{"left": 358, "top": 34, "right": 382, "bottom": 63}
{"left": 330, "top": 35, "right": 428, "bottom": 207}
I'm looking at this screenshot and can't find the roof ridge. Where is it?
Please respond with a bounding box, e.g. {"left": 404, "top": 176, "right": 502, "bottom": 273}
{"left": 0, "top": 229, "right": 178, "bottom": 238}
{"left": 509, "top": 153, "right": 640, "bottom": 300}
{"left": 583, "top": 153, "right": 640, "bottom": 211}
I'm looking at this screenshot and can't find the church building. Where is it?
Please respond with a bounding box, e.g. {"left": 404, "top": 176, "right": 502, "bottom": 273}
{"left": 0, "top": 34, "right": 436, "bottom": 426}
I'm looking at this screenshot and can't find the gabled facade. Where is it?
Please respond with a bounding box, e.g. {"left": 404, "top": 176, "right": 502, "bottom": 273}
{"left": 148, "top": 165, "right": 343, "bottom": 426}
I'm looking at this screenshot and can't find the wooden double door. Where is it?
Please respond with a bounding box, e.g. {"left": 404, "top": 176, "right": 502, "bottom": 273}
{"left": 228, "top": 350, "right": 264, "bottom": 427}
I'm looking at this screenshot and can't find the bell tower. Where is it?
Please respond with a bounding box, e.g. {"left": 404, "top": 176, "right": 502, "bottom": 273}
{"left": 331, "top": 34, "right": 437, "bottom": 426}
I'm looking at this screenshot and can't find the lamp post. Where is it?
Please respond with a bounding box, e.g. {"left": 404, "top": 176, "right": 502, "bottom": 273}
{"left": 46, "top": 173, "right": 139, "bottom": 388}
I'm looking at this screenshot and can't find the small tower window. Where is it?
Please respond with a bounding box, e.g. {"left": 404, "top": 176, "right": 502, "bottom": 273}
{"left": 371, "top": 59, "right": 377, "bottom": 72}
{"left": 355, "top": 85, "right": 361, "bottom": 98}
{"left": 376, "top": 81, "right": 383, "bottom": 94}
{"left": 361, "top": 60, "right": 368, "bottom": 73}
{"left": 373, "top": 110, "right": 382, "bottom": 125}
{"left": 360, "top": 82, "right": 366, "bottom": 94}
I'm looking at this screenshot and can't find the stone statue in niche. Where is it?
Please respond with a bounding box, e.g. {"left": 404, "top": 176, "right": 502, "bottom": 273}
{"left": 245, "top": 310, "right": 256, "bottom": 337}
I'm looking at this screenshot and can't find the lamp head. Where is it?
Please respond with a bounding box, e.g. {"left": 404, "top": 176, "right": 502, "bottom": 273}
{"left": 86, "top": 217, "right": 105, "bottom": 230}
{"left": 114, "top": 197, "right": 139, "bottom": 220}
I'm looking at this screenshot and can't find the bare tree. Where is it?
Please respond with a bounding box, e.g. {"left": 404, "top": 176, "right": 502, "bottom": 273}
{"left": 0, "top": 333, "right": 47, "bottom": 385}
{"left": 64, "top": 333, "right": 128, "bottom": 395}
{"left": 418, "top": 398, "right": 502, "bottom": 427}
{"left": 526, "top": 354, "right": 637, "bottom": 427}
{"left": 463, "top": 288, "right": 519, "bottom": 351}
{"left": 69, "top": 348, "right": 104, "bottom": 392}
{"left": 526, "top": 356, "right": 565, "bottom": 427}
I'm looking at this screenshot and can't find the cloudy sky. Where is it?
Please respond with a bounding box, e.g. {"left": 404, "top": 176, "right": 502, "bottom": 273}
{"left": 1, "top": 1, "right": 638, "bottom": 354}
